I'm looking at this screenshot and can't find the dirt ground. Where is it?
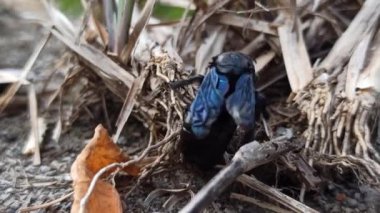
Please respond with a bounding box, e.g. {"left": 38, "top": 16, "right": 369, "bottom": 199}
{"left": 1, "top": 6, "right": 380, "bottom": 213}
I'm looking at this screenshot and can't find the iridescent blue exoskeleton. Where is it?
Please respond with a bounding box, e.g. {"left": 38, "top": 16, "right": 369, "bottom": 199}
{"left": 180, "top": 52, "right": 257, "bottom": 169}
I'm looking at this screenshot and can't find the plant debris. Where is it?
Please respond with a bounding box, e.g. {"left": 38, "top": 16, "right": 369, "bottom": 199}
{"left": 2, "top": 0, "right": 380, "bottom": 212}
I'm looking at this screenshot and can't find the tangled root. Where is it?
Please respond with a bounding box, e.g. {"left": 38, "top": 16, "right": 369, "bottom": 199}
{"left": 294, "top": 70, "right": 380, "bottom": 184}
{"left": 134, "top": 49, "right": 192, "bottom": 161}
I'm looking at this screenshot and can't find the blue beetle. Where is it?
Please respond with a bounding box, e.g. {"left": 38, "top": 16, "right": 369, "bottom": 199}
{"left": 180, "top": 52, "right": 257, "bottom": 169}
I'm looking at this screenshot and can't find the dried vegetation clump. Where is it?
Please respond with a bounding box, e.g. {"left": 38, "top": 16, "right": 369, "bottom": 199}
{"left": 2, "top": 0, "right": 380, "bottom": 211}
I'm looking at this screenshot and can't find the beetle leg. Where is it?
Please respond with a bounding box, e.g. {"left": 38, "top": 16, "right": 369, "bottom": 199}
{"left": 168, "top": 75, "right": 204, "bottom": 89}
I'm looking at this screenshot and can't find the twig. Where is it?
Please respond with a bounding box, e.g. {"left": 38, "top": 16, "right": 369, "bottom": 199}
{"left": 28, "top": 85, "right": 41, "bottom": 165}
{"left": 237, "top": 175, "right": 319, "bottom": 213}
{"left": 113, "top": 69, "right": 149, "bottom": 142}
{"left": 299, "top": 183, "right": 306, "bottom": 202}
{"left": 0, "top": 32, "right": 51, "bottom": 113}
{"left": 180, "top": 136, "right": 301, "bottom": 213}
{"left": 19, "top": 192, "right": 73, "bottom": 212}
{"left": 101, "top": 93, "right": 112, "bottom": 131}
{"left": 230, "top": 193, "right": 292, "bottom": 213}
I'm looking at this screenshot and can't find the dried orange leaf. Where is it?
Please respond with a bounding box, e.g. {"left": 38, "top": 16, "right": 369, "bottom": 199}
{"left": 70, "top": 124, "right": 141, "bottom": 213}
{"left": 71, "top": 181, "right": 123, "bottom": 213}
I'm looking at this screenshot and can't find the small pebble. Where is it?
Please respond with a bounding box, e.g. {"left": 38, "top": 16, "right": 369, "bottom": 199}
{"left": 354, "top": 192, "right": 361, "bottom": 200}
{"left": 358, "top": 203, "right": 367, "bottom": 211}
{"left": 342, "top": 206, "right": 354, "bottom": 213}
{"left": 0, "top": 193, "right": 10, "bottom": 201}
{"left": 327, "top": 182, "right": 336, "bottom": 191}
{"left": 10, "top": 201, "right": 19, "bottom": 209}
{"left": 39, "top": 165, "right": 51, "bottom": 173}
{"left": 345, "top": 197, "right": 358, "bottom": 208}
{"left": 336, "top": 192, "right": 347, "bottom": 202}
{"left": 5, "top": 188, "right": 13, "bottom": 193}
{"left": 331, "top": 205, "right": 340, "bottom": 213}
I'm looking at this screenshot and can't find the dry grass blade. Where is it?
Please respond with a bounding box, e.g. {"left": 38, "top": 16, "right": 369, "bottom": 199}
{"left": 51, "top": 118, "right": 62, "bottom": 143}
{"left": 319, "top": 0, "right": 380, "bottom": 71}
{"left": 102, "top": 0, "right": 116, "bottom": 52}
{"left": 82, "top": 0, "right": 109, "bottom": 46}
{"left": 0, "top": 33, "right": 51, "bottom": 113}
{"left": 113, "top": 70, "right": 149, "bottom": 142}
{"left": 312, "top": 0, "right": 323, "bottom": 12}
{"left": 240, "top": 34, "right": 266, "bottom": 55}
{"left": 75, "top": 1, "right": 92, "bottom": 44}
{"left": 115, "top": 0, "right": 135, "bottom": 55}
{"left": 41, "top": 0, "right": 75, "bottom": 38}
{"left": 178, "top": 0, "right": 230, "bottom": 49}
{"left": 345, "top": 31, "right": 374, "bottom": 100}
{"left": 120, "top": 0, "right": 157, "bottom": 64}
{"left": 51, "top": 29, "right": 135, "bottom": 92}
{"left": 289, "top": 0, "right": 297, "bottom": 32}
{"left": 28, "top": 85, "right": 41, "bottom": 165}
{"left": 356, "top": 29, "right": 380, "bottom": 92}
{"left": 210, "top": 14, "right": 278, "bottom": 36}
{"left": 171, "top": 1, "right": 193, "bottom": 50}
{"left": 0, "top": 68, "right": 25, "bottom": 84}
{"left": 255, "top": 51, "right": 276, "bottom": 73}
{"left": 195, "top": 26, "right": 227, "bottom": 75}
{"left": 278, "top": 18, "right": 313, "bottom": 92}
{"left": 23, "top": 116, "right": 47, "bottom": 154}
{"left": 191, "top": 0, "right": 231, "bottom": 31}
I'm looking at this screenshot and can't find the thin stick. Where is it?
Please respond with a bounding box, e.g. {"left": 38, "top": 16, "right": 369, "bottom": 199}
{"left": 0, "top": 32, "right": 51, "bottom": 112}
{"left": 237, "top": 175, "right": 319, "bottom": 213}
{"left": 113, "top": 70, "right": 149, "bottom": 142}
{"left": 19, "top": 192, "right": 73, "bottom": 212}
{"left": 231, "top": 193, "right": 292, "bottom": 213}
{"left": 101, "top": 93, "right": 112, "bottom": 131}
{"left": 28, "top": 85, "right": 41, "bottom": 165}
{"left": 180, "top": 137, "right": 300, "bottom": 213}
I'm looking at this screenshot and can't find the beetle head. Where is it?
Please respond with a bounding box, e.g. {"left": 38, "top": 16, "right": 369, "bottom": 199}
{"left": 213, "top": 52, "right": 255, "bottom": 76}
